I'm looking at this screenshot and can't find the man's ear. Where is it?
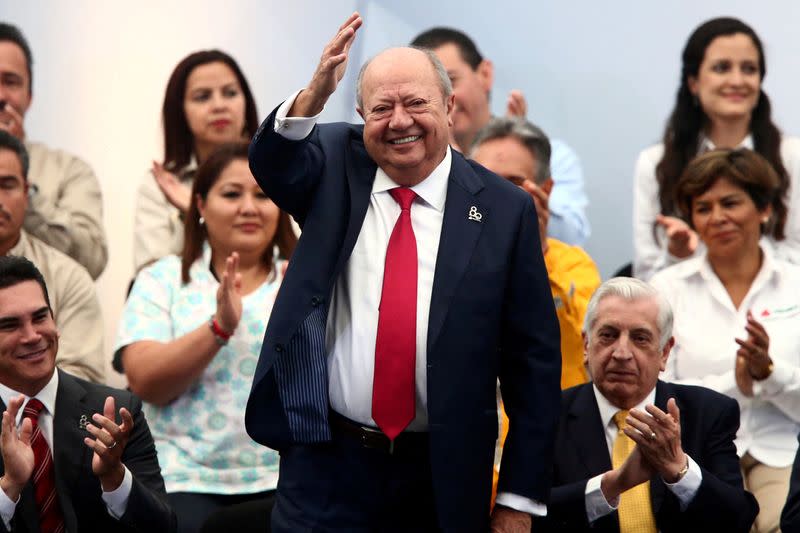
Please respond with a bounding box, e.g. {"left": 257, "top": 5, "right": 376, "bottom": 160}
{"left": 659, "top": 336, "right": 675, "bottom": 372}
{"left": 542, "top": 178, "right": 554, "bottom": 195}
{"left": 445, "top": 93, "right": 455, "bottom": 127}
{"left": 477, "top": 59, "right": 494, "bottom": 95}
{"left": 356, "top": 107, "right": 365, "bottom": 122}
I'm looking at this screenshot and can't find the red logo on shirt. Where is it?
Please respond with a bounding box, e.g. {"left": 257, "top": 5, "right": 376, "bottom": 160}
{"left": 761, "top": 309, "right": 770, "bottom": 317}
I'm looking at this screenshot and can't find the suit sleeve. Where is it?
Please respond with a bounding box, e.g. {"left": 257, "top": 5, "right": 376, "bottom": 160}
{"left": 659, "top": 397, "right": 758, "bottom": 533}
{"left": 117, "top": 393, "right": 177, "bottom": 532}
{"left": 496, "top": 195, "right": 562, "bottom": 502}
{"left": 248, "top": 104, "right": 327, "bottom": 225}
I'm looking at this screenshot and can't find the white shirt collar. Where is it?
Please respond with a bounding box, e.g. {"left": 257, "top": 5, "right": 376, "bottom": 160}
{"left": 0, "top": 369, "right": 59, "bottom": 424}
{"left": 698, "top": 133, "right": 754, "bottom": 153}
{"left": 697, "top": 243, "right": 780, "bottom": 286}
{"left": 592, "top": 382, "right": 657, "bottom": 430}
{"left": 371, "top": 146, "right": 451, "bottom": 212}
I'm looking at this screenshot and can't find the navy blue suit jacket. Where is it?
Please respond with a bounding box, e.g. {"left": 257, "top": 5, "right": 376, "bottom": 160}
{"left": 245, "top": 106, "right": 561, "bottom": 530}
{"left": 536, "top": 380, "right": 758, "bottom": 532}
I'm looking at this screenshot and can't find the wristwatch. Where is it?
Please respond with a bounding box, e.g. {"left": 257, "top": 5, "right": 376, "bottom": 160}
{"left": 674, "top": 458, "right": 690, "bottom": 482}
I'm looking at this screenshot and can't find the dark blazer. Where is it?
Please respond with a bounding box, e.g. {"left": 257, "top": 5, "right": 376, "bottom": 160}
{"left": 781, "top": 433, "right": 800, "bottom": 531}
{"left": 0, "top": 370, "right": 176, "bottom": 533}
{"left": 536, "top": 380, "right": 758, "bottom": 532}
{"left": 245, "top": 106, "right": 561, "bottom": 531}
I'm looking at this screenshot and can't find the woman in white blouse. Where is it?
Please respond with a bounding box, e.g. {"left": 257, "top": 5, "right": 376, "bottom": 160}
{"left": 633, "top": 17, "right": 800, "bottom": 281}
{"left": 650, "top": 149, "right": 800, "bottom": 533}
{"left": 133, "top": 50, "right": 260, "bottom": 272}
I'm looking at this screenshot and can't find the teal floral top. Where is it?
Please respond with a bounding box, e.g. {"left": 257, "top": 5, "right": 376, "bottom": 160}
{"left": 115, "top": 244, "right": 282, "bottom": 494}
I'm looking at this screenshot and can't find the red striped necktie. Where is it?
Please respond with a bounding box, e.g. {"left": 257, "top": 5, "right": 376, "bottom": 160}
{"left": 372, "top": 187, "right": 418, "bottom": 441}
{"left": 23, "top": 398, "right": 65, "bottom": 533}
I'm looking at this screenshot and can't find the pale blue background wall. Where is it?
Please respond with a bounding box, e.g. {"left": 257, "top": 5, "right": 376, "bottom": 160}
{"left": 5, "top": 1, "right": 800, "bottom": 383}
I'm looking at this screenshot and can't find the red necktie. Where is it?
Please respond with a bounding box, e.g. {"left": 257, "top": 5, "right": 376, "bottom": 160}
{"left": 372, "top": 187, "right": 418, "bottom": 441}
{"left": 23, "top": 398, "right": 65, "bottom": 533}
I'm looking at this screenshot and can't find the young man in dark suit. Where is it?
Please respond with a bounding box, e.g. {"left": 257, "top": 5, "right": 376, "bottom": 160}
{"left": 0, "top": 255, "right": 175, "bottom": 532}
{"left": 538, "top": 277, "right": 757, "bottom": 532}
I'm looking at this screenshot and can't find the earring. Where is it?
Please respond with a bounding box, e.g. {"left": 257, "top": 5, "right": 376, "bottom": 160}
{"left": 199, "top": 216, "right": 205, "bottom": 225}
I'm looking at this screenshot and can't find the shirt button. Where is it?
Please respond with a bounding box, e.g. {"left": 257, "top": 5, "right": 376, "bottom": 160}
{"left": 311, "top": 296, "right": 322, "bottom": 307}
{"left": 275, "top": 343, "right": 284, "bottom": 353}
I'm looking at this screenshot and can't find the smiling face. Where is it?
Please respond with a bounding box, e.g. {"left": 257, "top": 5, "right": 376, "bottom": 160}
{"left": 357, "top": 48, "right": 454, "bottom": 186}
{"left": 688, "top": 33, "right": 761, "bottom": 128}
{"left": 0, "top": 280, "right": 58, "bottom": 397}
{"left": 585, "top": 295, "right": 672, "bottom": 409}
{"left": 197, "top": 158, "right": 279, "bottom": 257}
{"left": 432, "top": 43, "right": 492, "bottom": 150}
{"left": 691, "top": 177, "right": 768, "bottom": 261}
{"left": 183, "top": 61, "right": 246, "bottom": 160}
{"left": 0, "top": 147, "right": 27, "bottom": 251}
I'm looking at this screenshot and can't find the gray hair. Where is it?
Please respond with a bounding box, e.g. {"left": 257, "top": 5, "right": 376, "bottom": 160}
{"left": 0, "top": 130, "right": 28, "bottom": 180}
{"left": 583, "top": 277, "right": 673, "bottom": 349}
{"left": 470, "top": 117, "right": 552, "bottom": 185}
{"left": 355, "top": 46, "right": 453, "bottom": 109}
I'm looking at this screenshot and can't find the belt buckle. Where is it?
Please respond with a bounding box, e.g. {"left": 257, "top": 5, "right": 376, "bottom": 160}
{"left": 360, "top": 425, "right": 394, "bottom": 454}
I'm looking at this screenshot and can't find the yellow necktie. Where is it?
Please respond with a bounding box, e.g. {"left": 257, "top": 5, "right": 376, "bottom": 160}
{"left": 612, "top": 410, "right": 657, "bottom": 533}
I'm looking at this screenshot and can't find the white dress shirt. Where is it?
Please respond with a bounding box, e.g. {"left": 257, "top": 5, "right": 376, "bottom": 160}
{"left": 0, "top": 372, "right": 133, "bottom": 528}
{"left": 632, "top": 134, "right": 800, "bottom": 281}
{"left": 584, "top": 386, "right": 702, "bottom": 523}
{"left": 273, "top": 90, "right": 546, "bottom": 516}
{"left": 651, "top": 245, "right": 800, "bottom": 467}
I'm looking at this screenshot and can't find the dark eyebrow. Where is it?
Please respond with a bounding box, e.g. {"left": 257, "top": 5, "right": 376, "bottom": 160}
{"left": 0, "top": 306, "right": 50, "bottom": 328}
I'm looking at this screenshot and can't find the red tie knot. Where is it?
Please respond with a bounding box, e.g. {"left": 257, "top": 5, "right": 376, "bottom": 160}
{"left": 23, "top": 398, "right": 45, "bottom": 421}
{"left": 389, "top": 187, "right": 417, "bottom": 211}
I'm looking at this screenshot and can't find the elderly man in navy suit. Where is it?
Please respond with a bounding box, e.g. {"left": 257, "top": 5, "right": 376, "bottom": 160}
{"left": 245, "top": 12, "right": 561, "bottom": 533}
{"left": 537, "top": 277, "right": 757, "bottom": 532}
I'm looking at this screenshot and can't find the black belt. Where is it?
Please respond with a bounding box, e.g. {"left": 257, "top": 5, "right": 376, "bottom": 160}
{"left": 329, "top": 412, "right": 429, "bottom": 455}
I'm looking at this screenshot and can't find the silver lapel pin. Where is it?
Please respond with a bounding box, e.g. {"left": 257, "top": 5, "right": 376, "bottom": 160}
{"left": 468, "top": 206, "right": 483, "bottom": 222}
{"left": 78, "top": 414, "right": 90, "bottom": 431}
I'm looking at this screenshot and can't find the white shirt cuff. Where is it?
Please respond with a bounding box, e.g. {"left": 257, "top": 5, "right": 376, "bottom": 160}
{"left": 662, "top": 455, "right": 703, "bottom": 510}
{"left": 0, "top": 484, "right": 18, "bottom": 530}
{"left": 102, "top": 466, "right": 133, "bottom": 519}
{"left": 753, "top": 364, "right": 794, "bottom": 397}
{"left": 274, "top": 88, "right": 322, "bottom": 140}
{"left": 495, "top": 492, "right": 546, "bottom": 516}
{"left": 585, "top": 473, "right": 617, "bottom": 523}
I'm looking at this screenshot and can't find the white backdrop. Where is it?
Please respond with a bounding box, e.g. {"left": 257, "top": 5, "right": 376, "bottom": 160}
{"left": 5, "top": 1, "right": 800, "bottom": 386}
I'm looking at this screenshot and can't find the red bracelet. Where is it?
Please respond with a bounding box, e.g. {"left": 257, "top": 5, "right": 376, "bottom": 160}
{"left": 211, "top": 317, "right": 233, "bottom": 340}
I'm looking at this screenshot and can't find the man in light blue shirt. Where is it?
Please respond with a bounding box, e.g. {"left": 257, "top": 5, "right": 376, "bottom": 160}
{"left": 412, "top": 27, "right": 590, "bottom": 245}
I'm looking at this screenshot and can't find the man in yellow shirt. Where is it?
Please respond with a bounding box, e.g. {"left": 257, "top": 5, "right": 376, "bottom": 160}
{"left": 471, "top": 117, "right": 601, "bottom": 500}
{"left": 471, "top": 117, "right": 599, "bottom": 389}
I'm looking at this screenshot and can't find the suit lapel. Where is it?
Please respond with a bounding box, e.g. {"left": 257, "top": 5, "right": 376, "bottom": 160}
{"left": 333, "top": 134, "right": 377, "bottom": 278}
{"left": 53, "top": 370, "right": 89, "bottom": 533}
{"left": 427, "top": 153, "right": 486, "bottom": 354}
{"left": 650, "top": 380, "right": 670, "bottom": 515}
{"left": 568, "top": 385, "right": 613, "bottom": 475}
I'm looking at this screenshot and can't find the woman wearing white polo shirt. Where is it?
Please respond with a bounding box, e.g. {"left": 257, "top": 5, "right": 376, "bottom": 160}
{"left": 650, "top": 149, "right": 800, "bottom": 533}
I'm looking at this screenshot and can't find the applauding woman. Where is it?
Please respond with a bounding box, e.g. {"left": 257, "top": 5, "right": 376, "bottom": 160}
{"left": 651, "top": 149, "right": 800, "bottom": 533}
{"left": 134, "top": 50, "right": 259, "bottom": 271}
{"left": 116, "top": 143, "right": 296, "bottom": 532}
{"left": 633, "top": 17, "right": 800, "bottom": 280}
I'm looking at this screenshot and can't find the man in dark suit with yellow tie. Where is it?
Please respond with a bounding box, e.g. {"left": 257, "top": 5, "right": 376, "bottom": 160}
{"left": 245, "top": 12, "right": 561, "bottom": 533}
{"left": 0, "top": 255, "right": 175, "bottom": 532}
{"left": 537, "top": 277, "right": 757, "bottom": 532}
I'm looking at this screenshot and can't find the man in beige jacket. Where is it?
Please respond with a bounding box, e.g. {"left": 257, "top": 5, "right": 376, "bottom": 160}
{"left": 0, "top": 129, "right": 104, "bottom": 383}
{"left": 0, "top": 22, "right": 107, "bottom": 279}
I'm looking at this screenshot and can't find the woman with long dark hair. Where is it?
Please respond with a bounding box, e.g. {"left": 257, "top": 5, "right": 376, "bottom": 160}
{"left": 633, "top": 17, "right": 800, "bottom": 280}
{"left": 117, "top": 143, "right": 296, "bottom": 532}
{"left": 134, "top": 50, "right": 259, "bottom": 271}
